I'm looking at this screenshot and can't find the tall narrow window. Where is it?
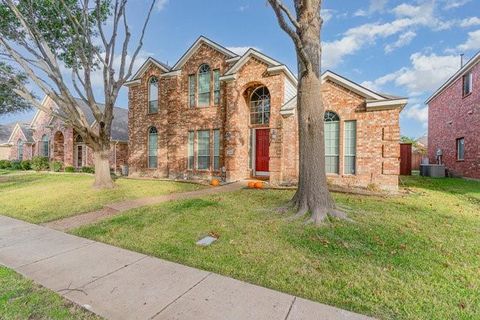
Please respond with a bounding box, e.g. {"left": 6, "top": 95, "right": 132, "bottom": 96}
{"left": 250, "top": 86, "right": 270, "bottom": 125}
{"left": 198, "top": 64, "right": 211, "bottom": 106}
{"left": 463, "top": 72, "right": 473, "bottom": 96}
{"left": 188, "top": 74, "right": 196, "bottom": 108}
{"left": 213, "top": 69, "right": 220, "bottom": 105}
{"left": 187, "top": 131, "right": 194, "bottom": 170}
{"left": 148, "top": 77, "right": 159, "bottom": 113}
{"left": 148, "top": 127, "right": 158, "bottom": 168}
{"left": 344, "top": 121, "right": 356, "bottom": 175}
{"left": 213, "top": 129, "right": 220, "bottom": 170}
{"left": 17, "top": 139, "right": 24, "bottom": 161}
{"left": 324, "top": 111, "right": 340, "bottom": 174}
{"left": 456, "top": 137, "right": 465, "bottom": 161}
{"left": 197, "top": 130, "right": 210, "bottom": 170}
{"left": 41, "top": 134, "right": 49, "bottom": 158}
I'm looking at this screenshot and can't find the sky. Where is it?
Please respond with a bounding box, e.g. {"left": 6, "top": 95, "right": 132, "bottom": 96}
{"left": 1, "top": 0, "right": 480, "bottom": 139}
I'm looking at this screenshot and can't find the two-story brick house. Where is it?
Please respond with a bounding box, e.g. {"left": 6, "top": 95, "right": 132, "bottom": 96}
{"left": 126, "top": 36, "right": 407, "bottom": 190}
{"left": 427, "top": 52, "right": 480, "bottom": 179}
{"left": 4, "top": 96, "right": 129, "bottom": 171}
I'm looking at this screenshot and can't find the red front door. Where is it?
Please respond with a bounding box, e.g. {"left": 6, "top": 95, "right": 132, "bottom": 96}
{"left": 255, "top": 129, "right": 270, "bottom": 173}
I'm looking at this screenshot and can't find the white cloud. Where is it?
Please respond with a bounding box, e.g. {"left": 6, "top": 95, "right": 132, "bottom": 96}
{"left": 321, "top": 9, "right": 335, "bottom": 23}
{"left": 459, "top": 17, "right": 480, "bottom": 27}
{"left": 443, "top": 0, "right": 471, "bottom": 10}
{"left": 402, "top": 104, "right": 429, "bottom": 128}
{"left": 457, "top": 29, "right": 480, "bottom": 51}
{"left": 363, "top": 52, "right": 460, "bottom": 96}
{"left": 354, "top": 0, "right": 388, "bottom": 17}
{"left": 155, "top": 0, "right": 168, "bottom": 12}
{"left": 239, "top": 5, "right": 249, "bottom": 12}
{"left": 323, "top": 2, "right": 454, "bottom": 68}
{"left": 384, "top": 31, "right": 416, "bottom": 53}
{"left": 226, "top": 46, "right": 261, "bottom": 55}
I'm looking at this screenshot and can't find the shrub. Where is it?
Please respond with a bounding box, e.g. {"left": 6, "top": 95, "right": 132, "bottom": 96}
{"left": 64, "top": 166, "right": 75, "bottom": 173}
{"left": 0, "top": 160, "right": 11, "bottom": 169}
{"left": 31, "top": 156, "right": 49, "bottom": 171}
{"left": 10, "top": 160, "right": 22, "bottom": 170}
{"left": 20, "top": 160, "right": 32, "bottom": 170}
{"left": 50, "top": 161, "right": 63, "bottom": 172}
{"left": 81, "top": 166, "right": 95, "bottom": 174}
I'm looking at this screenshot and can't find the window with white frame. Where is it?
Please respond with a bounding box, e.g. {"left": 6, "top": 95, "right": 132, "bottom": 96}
{"left": 213, "top": 129, "right": 220, "bottom": 171}
{"left": 41, "top": 134, "right": 49, "bottom": 158}
{"left": 463, "top": 72, "right": 473, "bottom": 97}
{"left": 148, "top": 77, "right": 159, "bottom": 113}
{"left": 250, "top": 86, "right": 270, "bottom": 125}
{"left": 456, "top": 137, "right": 465, "bottom": 161}
{"left": 324, "top": 111, "right": 340, "bottom": 174}
{"left": 148, "top": 127, "right": 158, "bottom": 168}
{"left": 213, "top": 69, "right": 220, "bottom": 105}
{"left": 187, "top": 131, "right": 194, "bottom": 170}
{"left": 197, "top": 130, "right": 210, "bottom": 170}
{"left": 198, "top": 64, "right": 211, "bottom": 106}
{"left": 188, "top": 74, "right": 196, "bottom": 108}
{"left": 344, "top": 121, "right": 356, "bottom": 175}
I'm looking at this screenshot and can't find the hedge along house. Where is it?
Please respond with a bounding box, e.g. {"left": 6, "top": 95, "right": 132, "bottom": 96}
{"left": 5, "top": 95, "right": 129, "bottom": 172}
{"left": 126, "top": 36, "right": 407, "bottom": 190}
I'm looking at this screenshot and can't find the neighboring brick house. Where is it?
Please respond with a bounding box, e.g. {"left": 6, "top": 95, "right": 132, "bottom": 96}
{"left": 426, "top": 52, "right": 480, "bottom": 179}
{"left": 0, "top": 123, "right": 16, "bottom": 160}
{"left": 126, "top": 36, "right": 407, "bottom": 190}
{"left": 4, "top": 96, "right": 129, "bottom": 172}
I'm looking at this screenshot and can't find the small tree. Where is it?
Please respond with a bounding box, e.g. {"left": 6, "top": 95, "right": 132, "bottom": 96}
{"left": 267, "top": 0, "right": 346, "bottom": 224}
{"left": 0, "top": 0, "right": 156, "bottom": 188}
{"left": 0, "top": 62, "right": 32, "bottom": 115}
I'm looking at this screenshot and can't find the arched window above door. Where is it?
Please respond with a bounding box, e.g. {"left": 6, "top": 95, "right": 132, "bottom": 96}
{"left": 250, "top": 86, "right": 270, "bottom": 125}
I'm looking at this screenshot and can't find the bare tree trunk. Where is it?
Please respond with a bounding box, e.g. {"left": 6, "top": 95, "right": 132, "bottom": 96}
{"left": 93, "top": 145, "right": 114, "bottom": 189}
{"left": 268, "top": 0, "right": 347, "bottom": 225}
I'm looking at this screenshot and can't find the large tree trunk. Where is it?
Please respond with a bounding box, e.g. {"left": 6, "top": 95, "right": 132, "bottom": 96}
{"left": 92, "top": 145, "right": 114, "bottom": 189}
{"left": 292, "top": 71, "right": 334, "bottom": 224}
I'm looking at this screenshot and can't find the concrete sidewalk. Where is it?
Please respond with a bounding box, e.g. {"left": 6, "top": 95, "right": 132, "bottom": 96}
{"left": 0, "top": 216, "right": 373, "bottom": 320}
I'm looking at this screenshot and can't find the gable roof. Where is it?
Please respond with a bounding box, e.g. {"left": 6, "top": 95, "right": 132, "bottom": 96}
{"left": 281, "top": 70, "right": 408, "bottom": 115}
{"left": 124, "top": 57, "right": 171, "bottom": 86}
{"left": 171, "top": 36, "right": 238, "bottom": 70}
{"left": 28, "top": 96, "right": 129, "bottom": 142}
{"left": 426, "top": 51, "right": 480, "bottom": 104}
{"left": 0, "top": 123, "right": 16, "bottom": 145}
{"left": 7, "top": 122, "right": 34, "bottom": 144}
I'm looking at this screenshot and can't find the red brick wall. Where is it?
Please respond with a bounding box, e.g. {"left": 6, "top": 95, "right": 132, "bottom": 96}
{"left": 127, "top": 44, "right": 401, "bottom": 190}
{"left": 428, "top": 62, "right": 480, "bottom": 179}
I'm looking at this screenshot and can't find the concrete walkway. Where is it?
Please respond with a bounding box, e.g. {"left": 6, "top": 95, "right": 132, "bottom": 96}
{"left": 0, "top": 215, "right": 373, "bottom": 320}
{"left": 43, "top": 181, "right": 246, "bottom": 231}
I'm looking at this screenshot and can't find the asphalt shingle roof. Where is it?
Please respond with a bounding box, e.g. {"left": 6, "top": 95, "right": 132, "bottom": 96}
{"left": 0, "top": 123, "right": 15, "bottom": 144}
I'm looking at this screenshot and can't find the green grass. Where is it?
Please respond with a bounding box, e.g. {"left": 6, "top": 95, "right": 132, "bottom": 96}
{"left": 0, "top": 173, "right": 202, "bottom": 223}
{"left": 73, "top": 176, "right": 480, "bottom": 320}
{"left": 0, "top": 266, "right": 100, "bottom": 320}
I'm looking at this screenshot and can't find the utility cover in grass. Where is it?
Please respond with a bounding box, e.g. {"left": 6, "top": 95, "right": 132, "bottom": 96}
{"left": 196, "top": 236, "right": 217, "bottom": 246}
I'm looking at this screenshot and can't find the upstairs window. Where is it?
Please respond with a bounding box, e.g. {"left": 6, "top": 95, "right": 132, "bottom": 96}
{"left": 148, "top": 77, "right": 159, "bottom": 113}
{"left": 463, "top": 72, "right": 473, "bottom": 97}
{"left": 188, "top": 74, "right": 196, "bottom": 108}
{"left": 198, "top": 64, "right": 211, "bottom": 106}
{"left": 456, "top": 137, "right": 465, "bottom": 161}
{"left": 41, "top": 134, "right": 49, "bottom": 158}
{"left": 148, "top": 127, "right": 158, "bottom": 168}
{"left": 213, "top": 69, "right": 220, "bottom": 105}
{"left": 250, "top": 86, "right": 270, "bottom": 125}
{"left": 324, "top": 111, "right": 340, "bottom": 174}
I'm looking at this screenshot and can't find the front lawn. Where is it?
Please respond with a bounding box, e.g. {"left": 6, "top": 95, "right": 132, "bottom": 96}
{"left": 0, "top": 173, "right": 202, "bottom": 223}
{"left": 0, "top": 266, "right": 100, "bottom": 320}
{"left": 73, "top": 176, "right": 480, "bottom": 320}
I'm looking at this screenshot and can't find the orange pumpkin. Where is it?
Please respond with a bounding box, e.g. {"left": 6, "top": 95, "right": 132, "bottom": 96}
{"left": 254, "top": 181, "right": 264, "bottom": 189}
{"left": 211, "top": 178, "right": 220, "bottom": 187}
{"left": 247, "top": 181, "right": 256, "bottom": 189}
